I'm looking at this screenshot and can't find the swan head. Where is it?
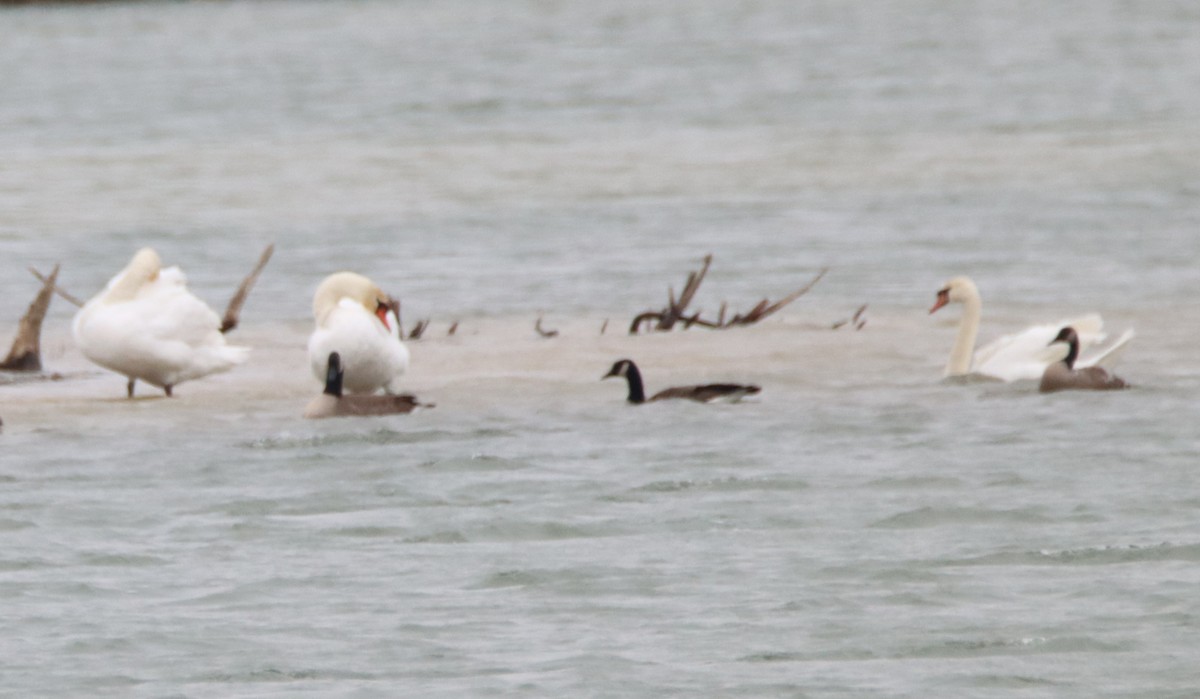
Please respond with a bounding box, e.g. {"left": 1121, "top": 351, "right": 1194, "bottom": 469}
{"left": 103, "top": 247, "right": 163, "bottom": 302}
{"left": 1049, "top": 326, "right": 1080, "bottom": 368}
{"left": 313, "top": 272, "right": 394, "bottom": 330}
{"left": 929, "top": 276, "right": 979, "bottom": 314}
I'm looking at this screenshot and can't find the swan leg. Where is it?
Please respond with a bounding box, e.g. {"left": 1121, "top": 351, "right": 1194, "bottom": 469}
{"left": 126, "top": 378, "right": 136, "bottom": 398}
{"left": 164, "top": 384, "right": 173, "bottom": 397}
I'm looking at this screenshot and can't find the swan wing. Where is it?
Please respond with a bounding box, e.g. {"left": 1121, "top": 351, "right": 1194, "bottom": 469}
{"left": 1078, "top": 329, "right": 1134, "bottom": 370}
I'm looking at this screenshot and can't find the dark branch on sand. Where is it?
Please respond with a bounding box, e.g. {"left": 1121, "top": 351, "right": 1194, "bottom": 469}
{"left": 628, "top": 255, "right": 828, "bottom": 334}
{"left": 3, "top": 264, "right": 59, "bottom": 372}
{"left": 220, "top": 244, "right": 274, "bottom": 334}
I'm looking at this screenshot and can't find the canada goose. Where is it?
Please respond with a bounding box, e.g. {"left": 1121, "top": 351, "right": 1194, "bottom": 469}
{"left": 602, "top": 358, "right": 760, "bottom": 404}
{"left": 308, "top": 272, "right": 409, "bottom": 395}
{"left": 1039, "top": 327, "right": 1129, "bottom": 393}
{"left": 72, "top": 248, "right": 249, "bottom": 397}
{"left": 930, "top": 276, "right": 1133, "bottom": 381}
{"left": 304, "top": 352, "right": 429, "bottom": 418}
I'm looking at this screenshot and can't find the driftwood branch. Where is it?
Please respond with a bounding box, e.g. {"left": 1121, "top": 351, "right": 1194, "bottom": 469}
{"left": 723, "top": 267, "right": 828, "bottom": 327}
{"left": 629, "top": 256, "right": 828, "bottom": 333}
{"left": 28, "top": 266, "right": 84, "bottom": 308}
{"left": 3, "top": 265, "right": 59, "bottom": 371}
{"left": 220, "top": 243, "right": 274, "bottom": 334}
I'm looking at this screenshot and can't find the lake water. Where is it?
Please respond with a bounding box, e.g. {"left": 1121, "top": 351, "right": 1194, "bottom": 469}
{"left": 2, "top": 1, "right": 1199, "bottom": 696}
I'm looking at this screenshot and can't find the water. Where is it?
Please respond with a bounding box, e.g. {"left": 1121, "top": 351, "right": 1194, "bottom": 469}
{"left": 2, "top": 0, "right": 1200, "bottom": 696}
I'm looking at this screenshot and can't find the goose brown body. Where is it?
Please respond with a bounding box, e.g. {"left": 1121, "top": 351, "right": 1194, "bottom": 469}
{"left": 602, "top": 359, "right": 760, "bottom": 404}
{"left": 305, "top": 352, "right": 429, "bottom": 418}
{"left": 1039, "top": 327, "right": 1129, "bottom": 393}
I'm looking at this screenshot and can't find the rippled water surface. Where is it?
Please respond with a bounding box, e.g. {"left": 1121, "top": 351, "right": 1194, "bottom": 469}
{"left": 2, "top": 1, "right": 1199, "bottom": 696}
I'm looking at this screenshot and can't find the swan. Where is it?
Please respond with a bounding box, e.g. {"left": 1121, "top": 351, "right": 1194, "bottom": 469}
{"left": 72, "top": 248, "right": 249, "bottom": 397}
{"left": 305, "top": 352, "right": 428, "bottom": 418}
{"left": 1039, "top": 327, "right": 1129, "bottom": 393}
{"left": 929, "top": 276, "right": 1133, "bottom": 382}
{"left": 308, "top": 272, "right": 409, "bottom": 394}
{"left": 602, "top": 359, "right": 761, "bottom": 404}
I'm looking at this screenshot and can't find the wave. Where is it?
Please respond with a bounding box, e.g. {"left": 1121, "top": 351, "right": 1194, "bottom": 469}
{"left": 951, "top": 542, "right": 1200, "bottom": 567}
{"left": 240, "top": 427, "right": 509, "bottom": 450}
{"left": 870, "top": 505, "right": 1053, "bottom": 529}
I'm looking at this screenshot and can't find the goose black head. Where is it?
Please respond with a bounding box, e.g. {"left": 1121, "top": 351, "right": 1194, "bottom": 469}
{"left": 1049, "top": 326, "right": 1080, "bottom": 368}
{"left": 602, "top": 359, "right": 635, "bottom": 380}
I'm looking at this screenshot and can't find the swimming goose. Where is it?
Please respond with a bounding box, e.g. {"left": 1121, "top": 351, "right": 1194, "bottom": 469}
{"left": 929, "top": 276, "right": 1133, "bottom": 382}
{"left": 72, "top": 248, "right": 249, "bottom": 397}
{"left": 304, "top": 352, "right": 428, "bottom": 418}
{"left": 602, "top": 359, "right": 761, "bottom": 404}
{"left": 1039, "top": 327, "right": 1129, "bottom": 393}
{"left": 308, "top": 272, "right": 409, "bottom": 395}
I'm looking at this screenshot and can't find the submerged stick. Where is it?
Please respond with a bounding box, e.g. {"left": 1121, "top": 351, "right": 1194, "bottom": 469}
{"left": 2, "top": 264, "right": 59, "bottom": 372}
{"left": 220, "top": 243, "right": 275, "bottom": 334}
{"left": 535, "top": 315, "right": 559, "bottom": 338}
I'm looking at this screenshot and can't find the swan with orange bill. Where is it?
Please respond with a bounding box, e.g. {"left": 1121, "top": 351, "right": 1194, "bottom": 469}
{"left": 929, "top": 276, "right": 1133, "bottom": 382}
{"left": 307, "top": 272, "right": 409, "bottom": 395}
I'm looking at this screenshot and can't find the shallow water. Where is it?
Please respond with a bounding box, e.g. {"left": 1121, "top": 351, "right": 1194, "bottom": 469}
{"left": 2, "top": 1, "right": 1200, "bottom": 696}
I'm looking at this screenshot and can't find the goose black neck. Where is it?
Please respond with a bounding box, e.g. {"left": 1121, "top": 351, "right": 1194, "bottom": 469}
{"left": 324, "top": 352, "right": 344, "bottom": 398}
{"left": 1063, "top": 337, "right": 1079, "bottom": 369}
{"left": 624, "top": 362, "right": 647, "bottom": 404}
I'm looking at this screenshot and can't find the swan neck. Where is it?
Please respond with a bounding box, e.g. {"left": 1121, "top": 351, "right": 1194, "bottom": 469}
{"left": 946, "top": 294, "right": 981, "bottom": 376}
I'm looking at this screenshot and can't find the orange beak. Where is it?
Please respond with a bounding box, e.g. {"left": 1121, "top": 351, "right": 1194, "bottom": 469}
{"left": 375, "top": 303, "right": 391, "bottom": 330}
{"left": 929, "top": 289, "right": 949, "bottom": 315}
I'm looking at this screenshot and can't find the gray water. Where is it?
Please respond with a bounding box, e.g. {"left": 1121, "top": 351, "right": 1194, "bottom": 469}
{"left": 2, "top": 1, "right": 1200, "bottom": 696}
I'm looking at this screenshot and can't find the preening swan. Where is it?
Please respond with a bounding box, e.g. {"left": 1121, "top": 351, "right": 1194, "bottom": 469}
{"left": 929, "top": 276, "right": 1133, "bottom": 382}
{"left": 1039, "top": 327, "right": 1129, "bottom": 393}
{"left": 308, "top": 272, "right": 409, "bottom": 395}
{"left": 602, "top": 359, "right": 761, "bottom": 404}
{"left": 304, "top": 352, "right": 428, "bottom": 418}
{"left": 72, "top": 248, "right": 249, "bottom": 397}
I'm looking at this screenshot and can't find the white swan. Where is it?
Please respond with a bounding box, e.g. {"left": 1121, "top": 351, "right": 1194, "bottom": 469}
{"left": 307, "top": 272, "right": 409, "bottom": 394}
{"left": 929, "top": 276, "right": 1133, "bottom": 382}
{"left": 73, "top": 248, "right": 250, "bottom": 397}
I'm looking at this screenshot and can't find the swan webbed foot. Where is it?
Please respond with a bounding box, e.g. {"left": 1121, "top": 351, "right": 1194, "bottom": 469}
{"left": 126, "top": 378, "right": 136, "bottom": 398}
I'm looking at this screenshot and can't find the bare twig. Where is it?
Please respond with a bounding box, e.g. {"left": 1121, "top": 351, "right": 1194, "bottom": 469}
{"left": 447, "top": 321, "right": 459, "bottom": 336}
{"left": 3, "top": 265, "right": 59, "bottom": 371}
{"left": 220, "top": 243, "right": 274, "bottom": 334}
{"left": 408, "top": 319, "right": 429, "bottom": 340}
{"left": 833, "top": 303, "right": 868, "bottom": 330}
{"left": 28, "top": 266, "right": 84, "bottom": 308}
